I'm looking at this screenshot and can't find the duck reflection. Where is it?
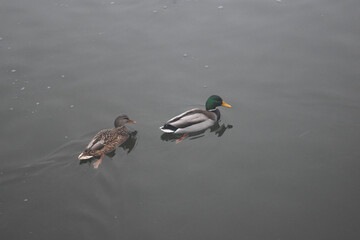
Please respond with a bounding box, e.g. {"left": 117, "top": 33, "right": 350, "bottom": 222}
{"left": 160, "top": 122, "right": 233, "bottom": 142}
{"left": 79, "top": 130, "right": 137, "bottom": 167}
{"left": 119, "top": 130, "right": 138, "bottom": 153}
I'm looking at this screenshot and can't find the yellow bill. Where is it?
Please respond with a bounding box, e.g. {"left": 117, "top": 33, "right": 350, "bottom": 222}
{"left": 221, "top": 101, "right": 232, "bottom": 108}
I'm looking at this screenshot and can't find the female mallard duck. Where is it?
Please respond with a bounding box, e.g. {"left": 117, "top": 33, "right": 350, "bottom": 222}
{"left": 160, "top": 95, "right": 231, "bottom": 142}
{"left": 78, "top": 115, "right": 136, "bottom": 168}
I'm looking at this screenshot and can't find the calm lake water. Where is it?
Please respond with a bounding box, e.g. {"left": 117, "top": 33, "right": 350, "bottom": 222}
{"left": 1, "top": 0, "right": 360, "bottom": 239}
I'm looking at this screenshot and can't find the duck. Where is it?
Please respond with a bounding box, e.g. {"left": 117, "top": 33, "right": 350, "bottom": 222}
{"left": 159, "top": 95, "right": 231, "bottom": 142}
{"left": 78, "top": 114, "right": 136, "bottom": 168}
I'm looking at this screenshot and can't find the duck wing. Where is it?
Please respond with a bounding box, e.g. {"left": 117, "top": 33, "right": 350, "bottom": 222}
{"left": 85, "top": 130, "right": 108, "bottom": 151}
{"left": 88, "top": 140, "right": 105, "bottom": 151}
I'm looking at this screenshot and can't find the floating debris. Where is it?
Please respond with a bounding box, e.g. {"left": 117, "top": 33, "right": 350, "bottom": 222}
{"left": 276, "top": 0, "right": 282, "bottom": 2}
{"left": 24, "top": 198, "right": 29, "bottom": 202}
{"left": 69, "top": 104, "right": 75, "bottom": 109}
{"left": 0, "top": 37, "right": 3, "bottom": 41}
{"left": 110, "top": 1, "right": 115, "bottom": 4}
{"left": 64, "top": 136, "right": 68, "bottom": 139}
{"left": 183, "top": 53, "right": 188, "bottom": 57}
{"left": 153, "top": 10, "right": 158, "bottom": 13}
{"left": 218, "top": 5, "right": 224, "bottom": 9}
{"left": 163, "top": 5, "right": 168, "bottom": 9}
{"left": 203, "top": 85, "right": 207, "bottom": 88}
{"left": 20, "top": 87, "right": 25, "bottom": 91}
{"left": 11, "top": 69, "right": 16, "bottom": 73}
{"left": 36, "top": 102, "right": 40, "bottom": 105}
{"left": 61, "top": 75, "right": 65, "bottom": 78}
{"left": 204, "top": 65, "right": 209, "bottom": 69}
{"left": 9, "top": 107, "right": 14, "bottom": 111}
{"left": 47, "top": 86, "right": 51, "bottom": 89}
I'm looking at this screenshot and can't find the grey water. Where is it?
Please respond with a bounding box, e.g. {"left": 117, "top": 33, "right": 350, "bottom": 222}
{"left": 1, "top": 0, "right": 360, "bottom": 239}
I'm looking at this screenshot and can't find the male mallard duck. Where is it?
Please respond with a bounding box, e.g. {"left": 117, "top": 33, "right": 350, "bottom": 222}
{"left": 78, "top": 115, "right": 136, "bottom": 168}
{"left": 159, "top": 95, "right": 231, "bottom": 142}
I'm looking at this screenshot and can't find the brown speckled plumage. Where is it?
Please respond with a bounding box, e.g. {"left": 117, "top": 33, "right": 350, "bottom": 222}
{"left": 78, "top": 115, "right": 136, "bottom": 168}
{"left": 81, "top": 126, "right": 130, "bottom": 157}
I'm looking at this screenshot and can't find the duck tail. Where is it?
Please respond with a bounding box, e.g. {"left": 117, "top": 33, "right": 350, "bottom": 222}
{"left": 78, "top": 152, "right": 93, "bottom": 160}
{"left": 159, "top": 124, "right": 177, "bottom": 133}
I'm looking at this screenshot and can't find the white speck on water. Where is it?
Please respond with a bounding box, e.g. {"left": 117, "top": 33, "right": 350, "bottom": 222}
{"left": 61, "top": 75, "right": 65, "bottom": 78}
{"left": 8, "top": 47, "right": 12, "bottom": 50}
{"left": 218, "top": 5, "right": 224, "bottom": 9}
{"left": 47, "top": 86, "right": 51, "bottom": 89}
{"left": 36, "top": 102, "right": 40, "bottom": 105}
{"left": 24, "top": 198, "right": 29, "bottom": 202}
{"left": 20, "top": 87, "right": 25, "bottom": 91}
{"left": 64, "top": 136, "right": 68, "bottom": 139}
{"left": 69, "top": 104, "right": 75, "bottom": 109}
{"left": 163, "top": 5, "right": 168, "bottom": 9}
{"left": 9, "top": 107, "right": 14, "bottom": 111}
{"left": 11, "top": 69, "right": 16, "bottom": 73}
{"left": 0, "top": 37, "right": 3, "bottom": 41}
{"left": 298, "top": 130, "right": 310, "bottom": 138}
{"left": 276, "top": 0, "right": 282, "bottom": 2}
{"left": 204, "top": 65, "right": 209, "bottom": 68}
{"left": 183, "top": 53, "right": 188, "bottom": 57}
{"left": 110, "top": 1, "right": 115, "bottom": 4}
{"left": 203, "top": 85, "right": 207, "bottom": 88}
{"left": 153, "top": 10, "right": 158, "bottom": 13}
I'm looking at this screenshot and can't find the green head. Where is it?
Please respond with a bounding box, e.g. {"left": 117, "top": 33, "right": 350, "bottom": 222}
{"left": 205, "top": 95, "right": 232, "bottom": 110}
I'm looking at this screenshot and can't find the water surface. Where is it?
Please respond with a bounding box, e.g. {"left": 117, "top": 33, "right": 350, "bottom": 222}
{"left": 1, "top": 0, "right": 360, "bottom": 239}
